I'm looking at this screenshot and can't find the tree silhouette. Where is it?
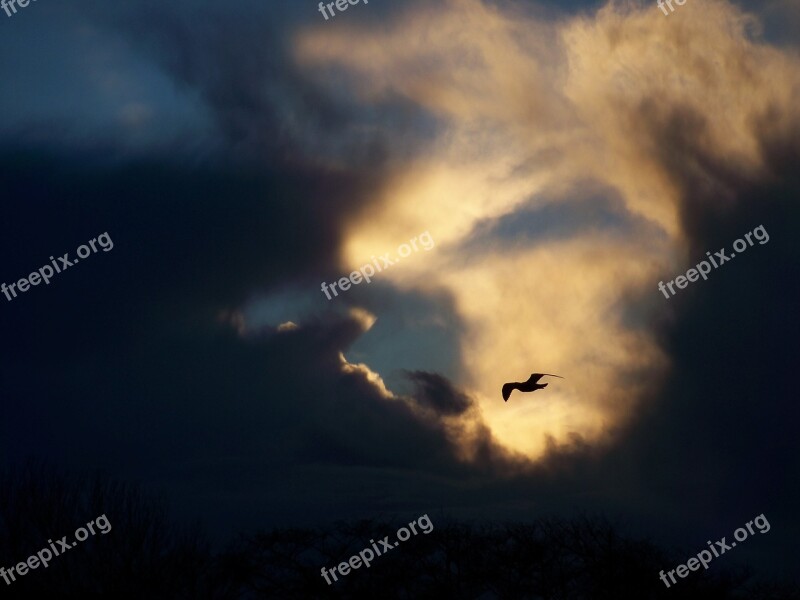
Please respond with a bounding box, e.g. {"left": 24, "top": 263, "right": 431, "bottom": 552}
{"left": 1, "top": 461, "right": 798, "bottom": 599}
{"left": 0, "top": 460, "right": 231, "bottom": 599}
{"left": 228, "top": 516, "right": 799, "bottom": 599}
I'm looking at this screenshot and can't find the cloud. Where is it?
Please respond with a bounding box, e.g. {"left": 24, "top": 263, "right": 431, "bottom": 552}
{"left": 291, "top": 0, "right": 800, "bottom": 461}
{"left": 405, "top": 370, "right": 473, "bottom": 416}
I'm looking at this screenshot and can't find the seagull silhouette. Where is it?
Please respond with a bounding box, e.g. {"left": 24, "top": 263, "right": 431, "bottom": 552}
{"left": 502, "top": 373, "right": 564, "bottom": 402}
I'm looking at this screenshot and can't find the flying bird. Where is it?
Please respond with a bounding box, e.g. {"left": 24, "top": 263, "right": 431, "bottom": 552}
{"left": 502, "top": 373, "right": 563, "bottom": 402}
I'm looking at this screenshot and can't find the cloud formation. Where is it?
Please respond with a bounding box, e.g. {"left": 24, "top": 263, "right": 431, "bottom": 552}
{"left": 293, "top": 0, "right": 800, "bottom": 458}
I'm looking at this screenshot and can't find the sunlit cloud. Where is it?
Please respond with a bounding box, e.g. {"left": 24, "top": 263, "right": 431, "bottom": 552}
{"left": 292, "top": 0, "right": 800, "bottom": 458}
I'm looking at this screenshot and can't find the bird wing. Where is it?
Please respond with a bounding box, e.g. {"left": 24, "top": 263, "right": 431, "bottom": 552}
{"left": 531, "top": 372, "right": 564, "bottom": 380}
{"left": 505, "top": 374, "right": 563, "bottom": 401}
{"left": 502, "top": 382, "right": 519, "bottom": 401}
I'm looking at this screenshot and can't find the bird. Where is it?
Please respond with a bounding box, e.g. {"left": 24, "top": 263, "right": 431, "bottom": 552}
{"left": 502, "top": 373, "right": 563, "bottom": 402}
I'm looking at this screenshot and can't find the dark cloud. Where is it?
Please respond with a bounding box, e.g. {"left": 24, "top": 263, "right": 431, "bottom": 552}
{"left": 457, "top": 184, "right": 668, "bottom": 260}
{"left": 0, "top": 0, "right": 455, "bottom": 544}
{"left": 560, "top": 70, "right": 800, "bottom": 578}
{"left": 70, "top": 0, "right": 440, "bottom": 167}
{"left": 404, "top": 370, "right": 473, "bottom": 416}
{"left": 0, "top": 264, "right": 521, "bottom": 538}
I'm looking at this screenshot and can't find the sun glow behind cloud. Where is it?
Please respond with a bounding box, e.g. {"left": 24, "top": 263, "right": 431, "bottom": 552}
{"left": 294, "top": 0, "right": 800, "bottom": 458}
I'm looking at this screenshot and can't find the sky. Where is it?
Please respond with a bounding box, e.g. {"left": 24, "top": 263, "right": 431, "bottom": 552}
{"left": 1, "top": 0, "right": 799, "bottom": 584}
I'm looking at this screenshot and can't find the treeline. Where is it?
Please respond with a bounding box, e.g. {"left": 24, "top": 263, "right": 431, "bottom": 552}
{"left": 0, "top": 461, "right": 797, "bottom": 599}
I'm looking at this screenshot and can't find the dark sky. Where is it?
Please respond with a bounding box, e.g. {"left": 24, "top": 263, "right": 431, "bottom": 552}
{"left": 1, "top": 0, "right": 798, "bottom": 586}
